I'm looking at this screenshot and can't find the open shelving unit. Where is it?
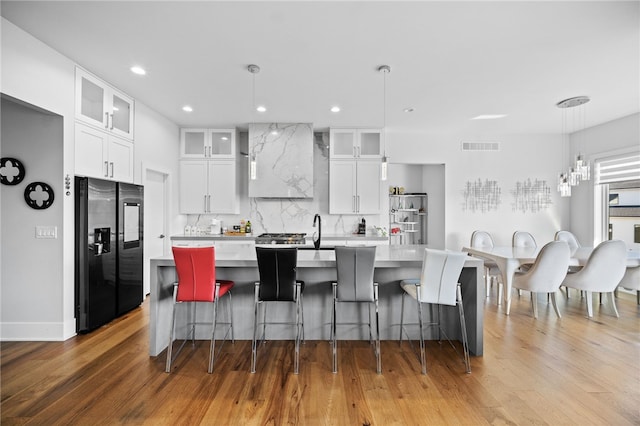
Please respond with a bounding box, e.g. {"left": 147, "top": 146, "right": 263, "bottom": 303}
{"left": 389, "top": 193, "right": 427, "bottom": 245}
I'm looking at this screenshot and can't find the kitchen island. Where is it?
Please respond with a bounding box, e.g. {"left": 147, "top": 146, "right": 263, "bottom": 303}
{"left": 149, "top": 244, "right": 484, "bottom": 357}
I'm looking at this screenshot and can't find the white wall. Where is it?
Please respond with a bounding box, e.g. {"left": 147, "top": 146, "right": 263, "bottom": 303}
{"left": 134, "top": 101, "right": 180, "bottom": 232}
{"left": 1, "top": 97, "right": 65, "bottom": 339}
{"left": 0, "top": 18, "right": 181, "bottom": 340}
{"left": 388, "top": 131, "right": 569, "bottom": 249}
{"left": 1, "top": 18, "right": 76, "bottom": 339}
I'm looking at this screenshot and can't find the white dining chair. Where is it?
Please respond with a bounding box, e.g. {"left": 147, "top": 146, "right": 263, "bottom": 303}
{"left": 470, "top": 230, "right": 503, "bottom": 302}
{"left": 554, "top": 230, "right": 583, "bottom": 295}
{"left": 512, "top": 231, "right": 538, "bottom": 293}
{"left": 617, "top": 266, "right": 640, "bottom": 305}
{"left": 561, "top": 240, "right": 628, "bottom": 318}
{"left": 399, "top": 248, "right": 470, "bottom": 374}
{"left": 512, "top": 241, "right": 570, "bottom": 318}
{"left": 512, "top": 231, "right": 537, "bottom": 248}
{"left": 554, "top": 230, "right": 581, "bottom": 250}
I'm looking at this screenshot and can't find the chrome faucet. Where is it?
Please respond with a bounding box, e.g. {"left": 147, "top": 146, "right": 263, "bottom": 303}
{"left": 313, "top": 214, "right": 322, "bottom": 249}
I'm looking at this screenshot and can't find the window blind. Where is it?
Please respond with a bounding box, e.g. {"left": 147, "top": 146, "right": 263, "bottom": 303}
{"left": 595, "top": 152, "right": 640, "bottom": 184}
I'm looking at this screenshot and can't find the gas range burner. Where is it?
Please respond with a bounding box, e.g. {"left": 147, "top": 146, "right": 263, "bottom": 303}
{"left": 255, "top": 233, "right": 306, "bottom": 245}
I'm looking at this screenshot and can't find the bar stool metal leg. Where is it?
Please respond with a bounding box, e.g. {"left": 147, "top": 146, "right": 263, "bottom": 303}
{"left": 374, "top": 283, "right": 381, "bottom": 374}
{"left": 456, "top": 285, "right": 471, "bottom": 374}
{"left": 332, "top": 282, "right": 338, "bottom": 374}
{"left": 399, "top": 292, "right": 406, "bottom": 344}
{"left": 416, "top": 284, "right": 427, "bottom": 375}
{"left": 165, "top": 287, "right": 178, "bottom": 373}
{"left": 294, "top": 283, "right": 301, "bottom": 375}
{"left": 251, "top": 282, "right": 260, "bottom": 374}
{"left": 208, "top": 283, "right": 221, "bottom": 374}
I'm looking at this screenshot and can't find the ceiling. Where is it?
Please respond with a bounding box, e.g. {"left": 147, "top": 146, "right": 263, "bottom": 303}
{"left": 1, "top": 1, "right": 638, "bottom": 135}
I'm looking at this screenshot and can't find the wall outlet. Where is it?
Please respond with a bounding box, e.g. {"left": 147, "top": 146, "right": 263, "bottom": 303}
{"left": 35, "top": 226, "right": 57, "bottom": 239}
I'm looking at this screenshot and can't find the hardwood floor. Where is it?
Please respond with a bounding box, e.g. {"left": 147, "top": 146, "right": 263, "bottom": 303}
{"left": 2, "top": 290, "right": 639, "bottom": 425}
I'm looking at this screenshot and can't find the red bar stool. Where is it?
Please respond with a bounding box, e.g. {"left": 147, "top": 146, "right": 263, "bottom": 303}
{"left": 166, "top": 246, "right": 234, "bottom": 373}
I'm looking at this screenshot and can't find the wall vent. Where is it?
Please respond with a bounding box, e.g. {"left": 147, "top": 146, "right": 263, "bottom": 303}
{"left": 461, "top": 141, "right": 500, "bottom": 151}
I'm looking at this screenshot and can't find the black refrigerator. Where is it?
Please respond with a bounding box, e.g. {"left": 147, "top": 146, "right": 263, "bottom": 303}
{"left": 75, "top": 177, "right": 144, "bottom": 333}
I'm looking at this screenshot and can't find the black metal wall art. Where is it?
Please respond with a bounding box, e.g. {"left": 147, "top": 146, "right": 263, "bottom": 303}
{"left": 24, "top": 181, "right": 55, "bottom": 209}
{"left": 0, "top": 157, "right": 26, "bottom": 185}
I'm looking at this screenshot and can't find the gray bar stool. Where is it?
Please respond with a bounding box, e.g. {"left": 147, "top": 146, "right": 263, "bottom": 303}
{"left": 331, "top": 246, "right": 381, "bottom": 374}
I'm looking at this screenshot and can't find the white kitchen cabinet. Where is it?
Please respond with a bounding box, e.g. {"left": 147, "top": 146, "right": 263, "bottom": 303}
{"left": 180, "top": 128, "right": 235, "bottom": 159}
{"left": 329, "top": 159, "right": 381, "bottom": 214}
{"left": 75, "top": 122, "right": 134, "bottom": 183}
{"left": 75, "top": 67, "right": 134, "bottom": 140}
{"left": 329, "top": 128, "right": 382, "bottom": 159}
{"left": 179, "top": 159, "right": 238, "bottom": 214}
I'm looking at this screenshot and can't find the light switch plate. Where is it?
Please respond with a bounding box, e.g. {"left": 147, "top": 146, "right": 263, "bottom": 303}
{"left": 35, "top": 226, "right": 57, "bottom": 239}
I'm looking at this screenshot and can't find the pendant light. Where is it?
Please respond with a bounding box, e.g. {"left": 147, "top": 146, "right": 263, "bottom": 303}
{"left": 248, "top": 64, "right": 260, "bottom": 180}
{"left": 556, "top": 96, "right": 591, "bottom": 190}
{"left": 556, "top": 103, "right": 571, "bottom": 196}
{"left": 557, "top": 171, "right": 571, "bottom": 197}
{"left": 379, "top": 65, "right": 391, "bottom": 181}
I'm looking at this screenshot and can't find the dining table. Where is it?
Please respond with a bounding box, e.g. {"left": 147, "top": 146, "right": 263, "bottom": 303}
{"left": 462, "top": 244, "right": 640, "bottom": 315}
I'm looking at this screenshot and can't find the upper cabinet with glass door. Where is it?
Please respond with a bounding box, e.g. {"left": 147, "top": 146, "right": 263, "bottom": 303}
{"left": 75, "top": 67, "right": 135, "bottom": 140}
{"left": 329, "top": 128, "right": 382, "bottom": 159}
{"left": 180, "top": 128, "right": 236, "bottom": 159}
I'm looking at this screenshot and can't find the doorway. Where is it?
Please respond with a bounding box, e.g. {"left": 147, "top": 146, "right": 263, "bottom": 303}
{"left": 143, "top": 167, "right": 169, "bottom": 295}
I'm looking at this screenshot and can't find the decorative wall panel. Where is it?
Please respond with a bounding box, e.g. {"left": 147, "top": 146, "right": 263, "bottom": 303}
{"left": 463, "top": 178, "right": 501, "bottom": 213}
{"left": 248, "top": 123, "right": 313, "bottom": 198}
{"left": 511, "top": 179, "right": 551, "bottom": 213}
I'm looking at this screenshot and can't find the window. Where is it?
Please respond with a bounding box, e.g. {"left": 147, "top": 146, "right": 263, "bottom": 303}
{"left": 595, "top": 152, "right": 640, "bottom": 184}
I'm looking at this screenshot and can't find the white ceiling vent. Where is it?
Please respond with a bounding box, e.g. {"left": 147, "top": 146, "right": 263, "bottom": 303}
{"left": 461, "top": 141, "right": 500, "bottom": 151}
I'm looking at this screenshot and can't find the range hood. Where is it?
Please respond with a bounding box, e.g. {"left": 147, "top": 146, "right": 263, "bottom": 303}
{"left": 248, "top": 123, "right": 314, "bottom": 198}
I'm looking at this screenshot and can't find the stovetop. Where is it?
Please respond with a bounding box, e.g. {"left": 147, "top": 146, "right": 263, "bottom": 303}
{"left": 255, "top": 233, "right": 306, "bottom": 244}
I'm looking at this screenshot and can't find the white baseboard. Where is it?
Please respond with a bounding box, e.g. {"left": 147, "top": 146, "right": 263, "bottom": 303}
{"left": 1, "top": 321, "right": 72, "bottom": 341}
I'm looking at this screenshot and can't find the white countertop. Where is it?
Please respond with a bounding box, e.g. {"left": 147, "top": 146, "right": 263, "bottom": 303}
{"left": 170, "top": 233, "right": 389, "bottom": 242}
{"left": 153, "top": 244, "right": 482, "bottom": 269}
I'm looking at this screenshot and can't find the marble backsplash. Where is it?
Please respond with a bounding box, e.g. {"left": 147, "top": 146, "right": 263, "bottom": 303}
{"left": 187, "top": 132, "right": 386, "bottom": 236}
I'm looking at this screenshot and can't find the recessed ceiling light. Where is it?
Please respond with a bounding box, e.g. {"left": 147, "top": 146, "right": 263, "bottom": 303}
{"left": 403, "top": 107, "right": 415, "bottom": 113}
{"left": 221, "top": 136, "right": 229, "bottom": 141}
{"left": 182, "top": 105, "right": 193, "bottom": 112}
{"left": 271, "top": 130, "right": 279, "bottom": 136}
{"left": 471, "top": 114, "right": 507, "bottom": 120}
{"left": 256, "top": 106, "right": 267, "bottom": 112}
{"left": 331, "top": 106, "right": 341, "bottom": 113}
{"left": 130, "top": 66, "right": 146, "bottom": 75}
